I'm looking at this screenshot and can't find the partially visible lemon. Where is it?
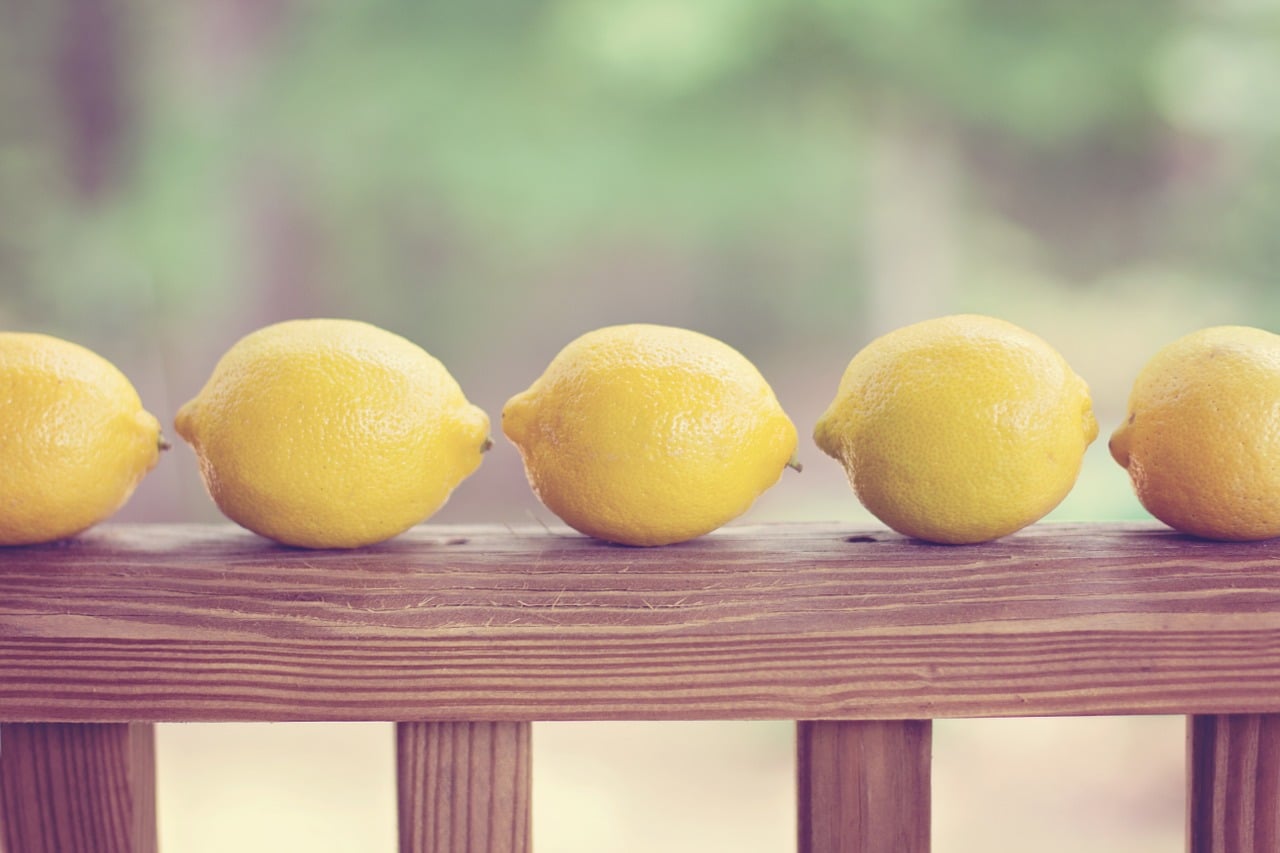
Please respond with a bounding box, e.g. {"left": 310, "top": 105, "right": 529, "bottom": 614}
{"left": 1110, "top": 325, "right": 1280, "bottom": 541}
{"left": 502, "top": 323, "right": 798, "bottom": 546}
{"left": 175, "top": 319, "right": 490, "bottom": 549}
{"left": 814, "top": 314, "right": 1098, "bottom": 544}
{"left": 0, "top": 333, "right": 163, "bottom": 545}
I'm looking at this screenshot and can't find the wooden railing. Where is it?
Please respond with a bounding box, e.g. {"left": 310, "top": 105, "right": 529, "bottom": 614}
{"left": 1, "top": 522, "right": 1278, "bottom": 852}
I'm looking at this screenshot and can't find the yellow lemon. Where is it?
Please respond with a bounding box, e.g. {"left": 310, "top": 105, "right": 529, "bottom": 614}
{"left": 0, "top": 333, "right": 163, "bottom": 545}
{"left": 1110, "top": 325, "right": 1280, "bottom": 541}
{"left": 814, "top": 314, "right": 1098, "bottom": 544}
{"left": 175, "top": 319, "right": 489, "bottom": 549}
{"left": 502, "top": 323, "right": 798, "bottom": 546}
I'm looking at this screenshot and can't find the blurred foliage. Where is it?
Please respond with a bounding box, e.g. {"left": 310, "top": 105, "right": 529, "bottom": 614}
{"left": 2, "top": 0, "right": 1279, "bottom": 353}
{"left": 814, "top": 0, "right": 1173, "bottom": 142}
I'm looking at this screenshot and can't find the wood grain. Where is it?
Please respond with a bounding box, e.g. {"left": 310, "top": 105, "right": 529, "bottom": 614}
{"left": 397, "top": 721, "right": 531, "bottom": 853}
{"left": 0, "top": 722, "right": 155, "bottom": 853}
{"left": 1, "top": 522, "right": 1278, "bottom": 722}
{"left": 797, "top": 720, "right": 931, "bottom": 853}
{"left": 1188, "top": 714, "right": 1280, "bottom": 852}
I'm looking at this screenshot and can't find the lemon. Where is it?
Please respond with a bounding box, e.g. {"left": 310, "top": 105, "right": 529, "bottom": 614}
{"left": 502, "top": 323, "right": 798, "bottom": 546}
{"left": 175, "top": 319, "right": 490, "bottom": 549}
{"left": 814, "top": 314, "right": 1098, "bottom": 544}
{"left": 1110, "top": 325, "right": 1280, "bottom": 541}
{"left": 0, "top": 333, "right": 163, "bottom": 545}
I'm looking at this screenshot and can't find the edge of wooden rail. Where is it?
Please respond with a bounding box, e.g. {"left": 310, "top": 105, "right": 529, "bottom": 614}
{"left": 1, "top": 521, "right": 1278, "bottom": 722}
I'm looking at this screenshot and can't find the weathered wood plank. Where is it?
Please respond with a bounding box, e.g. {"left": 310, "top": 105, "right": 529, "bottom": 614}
{"left": 0, "top": 523, "right": 1278, "bottom": 722}
{"left": 397, "top": 721, "right": 531, "bottom": 853}
{"left": 0, "top": 723, "right": 156, "bottom": 853}
{"left": 1188, "top": 714, "right": 1280, "bottom": 852}
{"left": 797, "top": 720, "right": 931, "bottom": 853}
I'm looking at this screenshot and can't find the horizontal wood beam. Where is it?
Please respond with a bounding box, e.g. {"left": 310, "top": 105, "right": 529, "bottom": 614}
{"left": 1, "top": 523, "right": 1278, "bottom": 722}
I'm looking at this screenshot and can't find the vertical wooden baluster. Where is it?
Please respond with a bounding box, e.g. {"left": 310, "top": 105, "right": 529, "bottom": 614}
{"left": 0, "top": 722, "right": 156, "bottom": 853}
{"left": 1188, "top": 714, "right": 1280, "bottom": 853}
{"left": 397, "top": 721, "right": 531, "bottom": 853}
{"left": 798, "top": 720, "right": 931, "bottom": 853}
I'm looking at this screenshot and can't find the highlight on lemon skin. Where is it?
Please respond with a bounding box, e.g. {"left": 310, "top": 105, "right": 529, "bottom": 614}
{"left": 501, "top": 323, "right": 799, "bottom": 547}
{"left": 1110, "top": 325, "right": 1280, "bottom": 542}
{"left": 175, "top": 318, "right": 490, "bottom": 549}
{"left": 813, "top": 314, "right": 1098, "bottom": 545}
{"left": 0, "top": 332, "right": 165, "bottom": 546}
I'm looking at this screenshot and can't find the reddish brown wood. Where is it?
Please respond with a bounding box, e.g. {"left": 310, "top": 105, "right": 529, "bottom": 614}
{"left": 397, "top": 721, "right": 530, "bottom": 853}
{"left": 0, "top": 722, "right": 155, "bottom": 853}
{"left": 1188, "top": 714, "right": 1280, "bottom": 852}
{"left": 798, "top": 719, "right": 931, "bottom": 853}
{"left": 0, "top": 523, "right": 1278, "bottom": 722}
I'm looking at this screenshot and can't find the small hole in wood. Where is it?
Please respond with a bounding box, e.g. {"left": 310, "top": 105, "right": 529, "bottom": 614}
{"left": 443, "top": 537, "right": 469, "bottom": 546}
{"left": 845, "top": 535, "right": 877, "bottom": 543}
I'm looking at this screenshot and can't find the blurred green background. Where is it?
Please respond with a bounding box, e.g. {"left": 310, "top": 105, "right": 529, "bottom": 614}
{"left": 4, "top": 0, "right": 1276, "bottom": 849}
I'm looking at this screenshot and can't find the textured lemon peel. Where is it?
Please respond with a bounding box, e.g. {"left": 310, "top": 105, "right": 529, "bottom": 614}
{"left": 176, "top": 319, "right": 489, "bottom": 549}
{"left": 814, "top": 314, "right": 1097, "bottom": 545}
{"left": 0, "top": 333, "right": 163, "bottom": 545}
{"left": 1110, "top": 325, "right": 1280, "bottom": 541}
{"left": 502, "top": 323, "right": 798, "bottom": 547}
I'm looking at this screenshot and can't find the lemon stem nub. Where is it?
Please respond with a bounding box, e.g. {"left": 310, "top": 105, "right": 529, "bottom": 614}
{"left": 158, "top": 434, "right": 172, "bottom": 452}
{"left": 480, "top": 437, "right": 494, "bottom": 453}
{"left": 787, "top": 453, "right": 803, "bottom": 473}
